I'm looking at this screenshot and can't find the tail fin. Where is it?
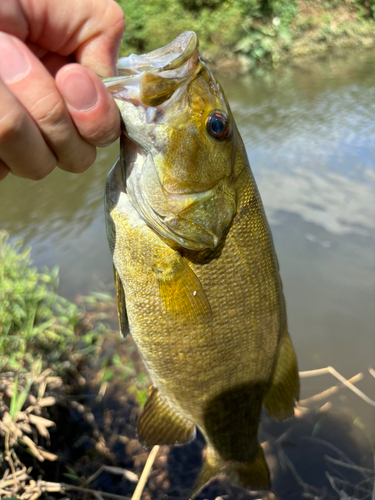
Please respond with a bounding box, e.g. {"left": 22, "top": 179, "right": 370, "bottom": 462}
{"left": 190, "top": 445, "right": 270, "bottom": 499}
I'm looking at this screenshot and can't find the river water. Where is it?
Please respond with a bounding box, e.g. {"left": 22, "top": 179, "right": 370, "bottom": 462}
{"left": 1, "top": 49, "right": 374, "bottom": 441}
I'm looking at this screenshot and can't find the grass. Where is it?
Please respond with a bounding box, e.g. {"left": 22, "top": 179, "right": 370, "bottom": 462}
{"left": 0, "top": 231, "right": 148, "bottom": 387}
{"left": 0, "top": 232, "right": 151, "bottom": 499}
{"left": 1, "top": 230, "right": 83, "bottom": 374}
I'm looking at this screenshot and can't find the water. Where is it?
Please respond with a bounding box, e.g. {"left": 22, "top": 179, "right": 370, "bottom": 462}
{"left": 1, "top": 50, "right": 374, "bottom": 438}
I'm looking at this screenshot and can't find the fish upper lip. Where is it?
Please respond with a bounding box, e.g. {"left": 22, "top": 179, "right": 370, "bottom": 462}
{"left": 116, "top": 31, "right": 198, "bottom": 75}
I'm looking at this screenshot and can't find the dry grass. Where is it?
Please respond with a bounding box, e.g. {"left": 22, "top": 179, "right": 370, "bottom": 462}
{"left": 0, "top": 369, "right": 139, "bottom": 499}
{"left": 1, "top": 364, "right": 373, "bottom": 500}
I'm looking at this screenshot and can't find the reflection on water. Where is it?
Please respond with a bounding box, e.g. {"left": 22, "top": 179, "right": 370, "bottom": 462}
{"left": 1, "top": 50, "right": 374, "bottom": 433}
{"left": 1, "top": 147, "right": 118, "bottom": 296}
{"left": 220, "top": 52, "right": 375, "bottom": 435}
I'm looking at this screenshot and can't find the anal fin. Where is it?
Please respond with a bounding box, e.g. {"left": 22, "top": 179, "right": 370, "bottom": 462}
{"left": 263, "top": 329, "right": 299, "bottom": 421}
{"left": 138, "top": 387, "right": 196, "bottom": 447}
{"left": 114, "top": 266, "right": 128, "bottom": 338}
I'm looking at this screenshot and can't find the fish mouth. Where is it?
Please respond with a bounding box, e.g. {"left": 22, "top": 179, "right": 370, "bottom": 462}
{"left": 103, "top": 31, "right": 200, "bottom": 108}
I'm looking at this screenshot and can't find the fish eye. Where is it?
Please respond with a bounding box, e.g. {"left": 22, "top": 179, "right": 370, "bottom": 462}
{"left": 206, "top": 111, "right": 230, "bottom": 141}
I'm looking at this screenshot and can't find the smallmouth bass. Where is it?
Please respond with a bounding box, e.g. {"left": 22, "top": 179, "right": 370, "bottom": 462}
{"left": 104, "top": 32, "right": 299, "bottom": 497}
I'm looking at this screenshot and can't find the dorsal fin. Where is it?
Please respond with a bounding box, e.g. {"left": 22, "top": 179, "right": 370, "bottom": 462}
{"left": 114, "top": 266, "right": 129, "bottom": 338}
{"left": 263, "top": 329, "right": 299, "bottom": 421}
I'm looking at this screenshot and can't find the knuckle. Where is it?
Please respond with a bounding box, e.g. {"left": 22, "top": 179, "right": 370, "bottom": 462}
{"left": 109, "top": 1, "right": 126, "bottom": 32}
{"left": 82, "top": 107, "right": 120, "bottom": 146}
{"left": 85, "top": 125, "right": 119, "bottom": 147}
{"left": 31, "top": 92, "right": 66, "bottom": 130}
{"left": 58, "top": 144, "right": 96, "bottom": 173}
{"left": 0, "top": 162, "right": 10, "bottom": 181}
{"left": 78, "top": 146, "right": 97, "bottom": 171}
{"left": 29, "top": 169, "right": 51, "bottom": 181}
{"left": 0, "top": 104, "right": 26, "bottom": 144}
{"left": 26, "top": 158, "right": 56, "bottom": 181}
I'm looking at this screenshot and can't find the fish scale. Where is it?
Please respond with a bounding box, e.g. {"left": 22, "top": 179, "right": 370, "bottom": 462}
{"left": 104, "top": 31, "right": 299, "bottom": 498}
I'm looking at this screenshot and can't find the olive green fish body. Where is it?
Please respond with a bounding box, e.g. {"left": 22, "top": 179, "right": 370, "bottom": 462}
{"left": 104, "top": 32, "right": 299, "bottom": 496}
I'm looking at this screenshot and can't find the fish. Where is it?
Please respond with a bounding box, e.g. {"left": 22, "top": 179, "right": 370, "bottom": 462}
{"left": 103, "top": 31, "right": 299, "bottom": 498}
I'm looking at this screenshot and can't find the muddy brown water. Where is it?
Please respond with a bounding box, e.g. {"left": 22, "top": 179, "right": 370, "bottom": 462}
{"left": 1, "top": 48, "right": 374, "bottom": 497}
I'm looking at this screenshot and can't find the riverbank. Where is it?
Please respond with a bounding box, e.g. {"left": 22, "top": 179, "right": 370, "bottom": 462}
{"left": 117, "top": 0, "right": 375, "bottom": 72}
{"left": 1, "top": 234, "right": 374, "bottom": 499}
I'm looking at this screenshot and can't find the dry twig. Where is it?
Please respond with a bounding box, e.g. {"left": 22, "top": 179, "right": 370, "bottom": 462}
{"left": 299, "top": 366, "right": 375, "bottom": 406}
{"left": 299, "top": 372, "right": 363, "bottom": 405}
{"left": 131, "top": 445, "right": 160, "bottom": 500}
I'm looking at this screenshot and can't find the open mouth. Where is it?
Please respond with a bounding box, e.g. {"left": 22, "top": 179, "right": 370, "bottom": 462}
{"left": 102, "top": 31, "right": 200, "bottom": 108}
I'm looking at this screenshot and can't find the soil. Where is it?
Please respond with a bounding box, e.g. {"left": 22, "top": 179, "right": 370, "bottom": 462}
{"left": 17, "top": 342, "right": 374, "bottom": 500}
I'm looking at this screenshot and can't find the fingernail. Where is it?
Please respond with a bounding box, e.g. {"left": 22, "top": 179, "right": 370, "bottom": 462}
{"left": 0, "top": 34, "right": 31, "bottom": 83}
{"left": 61, "top": 71, "right": 99, "bottom": 112}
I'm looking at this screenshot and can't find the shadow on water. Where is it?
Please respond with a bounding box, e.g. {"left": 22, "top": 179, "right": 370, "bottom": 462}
{"left": 0, "top": 146, "right": 119, "bottom": 297}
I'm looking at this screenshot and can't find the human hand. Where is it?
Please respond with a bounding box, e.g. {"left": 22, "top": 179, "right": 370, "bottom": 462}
{"left": 0, "top": 0, "right": 125, "bottom": 181}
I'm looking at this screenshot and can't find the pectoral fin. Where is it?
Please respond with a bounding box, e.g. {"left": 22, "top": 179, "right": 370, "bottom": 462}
{"left": 263, "top": 329, "right": 299, "bottom": 421}
{"left": 114, "top": 266, "right": 129, "bottom": 338}
{"left": 154, "top": 254, "right": 212, "bottom": 324}
{"left": 138, "top": 387, "right": 196, "bottom": 446}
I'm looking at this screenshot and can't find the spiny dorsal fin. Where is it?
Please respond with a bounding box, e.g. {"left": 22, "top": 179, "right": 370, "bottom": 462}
{"left": 263, "top": 329, "right": 299, "bottom": 421}
{"left": 114, "top": 266, "right": 128, "bottom": 338}
{"left": 138, "top": 386, "right": 196, "bottom": 446}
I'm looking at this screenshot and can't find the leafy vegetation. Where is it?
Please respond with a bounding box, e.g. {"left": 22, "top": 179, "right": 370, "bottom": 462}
{"left": 116, "top": 0, "right": 375, "bottom": 70}
{"left": 0, "top": 232, "right": 151, "bottom": 499}
{"left": 0, "top": 230, "right": 98, "bottom": 374}
{"left": 0, "top": 230, "right": 149, "bottom": 390}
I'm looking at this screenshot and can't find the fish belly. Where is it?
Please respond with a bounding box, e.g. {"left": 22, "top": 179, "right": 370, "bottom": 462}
{"left": 109, "top": 166, "right": 284, "bottom": 463}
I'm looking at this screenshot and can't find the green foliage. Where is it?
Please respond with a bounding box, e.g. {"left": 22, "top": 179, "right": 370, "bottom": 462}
{"left": 9, "top": 375, "right": 34, "bottom": 420}
{"left": 116, "top": 0, "right": 297, "bottom": 59}
{"left": 179, "top": 0, "right": 224, "bottom": 10}
{"left": 115, "top": 0, "right": 375, "bottom": 70}
{"left": 63, "top": 465, "right": 81, "bottom": 482}
{"left": 0, "top": 232, "right": 105, "bottom": 374}
{"left": 115, "top": 0, "right": 298, "bottom": 69}
{"left": 271, "top": 0, "right": 298, "bottom": 25}
{"left": 117, "top": 0, "right": 244, "bottom": 56}
{"left": 0, "top": 232, "right": 151, "bottom": 411}
{"left": 357, "top": 0, "right": 375, "bottom": 18}
{"left": 130, "top": 372, "right": 150, "bottom": 407}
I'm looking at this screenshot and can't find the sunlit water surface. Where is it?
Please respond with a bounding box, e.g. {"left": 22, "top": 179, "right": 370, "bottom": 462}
{"left": 1, "top": 50, "right": 374, "bottom": 437}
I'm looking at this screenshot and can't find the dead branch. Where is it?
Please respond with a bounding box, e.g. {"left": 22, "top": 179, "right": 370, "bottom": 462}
{"left": 299, "top": 366, "right": 375, "bottom": 406}
{"left": 131, "top": 445, "right": 160, "bottom": 500}
{"left": 299, "top": 372, "right": 363, "bottom": 405}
